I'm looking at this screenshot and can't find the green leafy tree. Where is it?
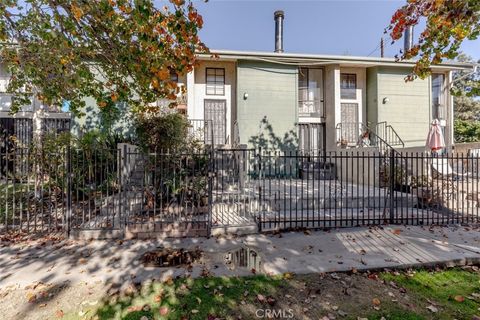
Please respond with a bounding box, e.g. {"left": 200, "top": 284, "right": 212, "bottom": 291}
{"left": 453, "top": 53, "right": 480, "bottom": 119}
{"left": 0, "top": 0, "right": 208, "bottom": 115}
{"left": 388, "top": 0, "right": 479, "bottom": 95}
{"left": 454, "top": 119, "right": 480, "bottom": 142}
{"left": 453, "top": 54, "right": 480, "bottom": 142}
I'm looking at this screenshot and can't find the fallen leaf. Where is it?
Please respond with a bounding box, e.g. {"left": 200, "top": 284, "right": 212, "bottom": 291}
{"left": 283, "top": 272, "right": 294, "bottom": 279}
{"left": 26, "top": 292, "right": 36, "bottom": 303}
{"left": 372, "top": 298, "right": 381, "bottom": 306}
{"left": 39, "top": 303, "right": 47, "bottom": 308}
{"left": 159, "top": 306, "right": 169, "bottom": 316}
{"left": 127, "top": 306, "right": 142, "bottom": 312}
{"left": 426, "top": 305, "right": 438, "bottom": 313}
{"left": 55, "top": 309, "right": 64, "bottom": 318}
{"left": 392, "top": 229, "right": 403, "bottom": 235}
{"left": 267, "top": 296, "right": 276, "bottom": 306}
{"left": 330, "top": 273, "right": 340, "bottom": 280}
{"left": 191, "top": 309, "right": 199, "bottom": 314}
{"left": 164, "top": 277, "right": 174, "bottom": 286}
{"left": 454, "top": 295, "right": 465, "bottom": 302}
{"left": 257, "top": 294, "right": 265, "bottom": 303}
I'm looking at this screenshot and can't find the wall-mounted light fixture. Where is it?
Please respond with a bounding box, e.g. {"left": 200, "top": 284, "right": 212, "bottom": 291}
{"left": 382, "top": 97, "right": 389, "bottom": 104}
{"left": 243, "top": 92, "right": 249, "bottom": 100}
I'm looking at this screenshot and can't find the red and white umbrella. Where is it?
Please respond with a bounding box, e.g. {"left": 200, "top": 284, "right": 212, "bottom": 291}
{"left": 426, "top": 119, "right": 445, "bottom": 152}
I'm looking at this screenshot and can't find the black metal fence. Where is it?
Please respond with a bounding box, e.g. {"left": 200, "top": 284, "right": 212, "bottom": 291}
{"left": 1, "top": 146, "right": 479, "bottom": 236}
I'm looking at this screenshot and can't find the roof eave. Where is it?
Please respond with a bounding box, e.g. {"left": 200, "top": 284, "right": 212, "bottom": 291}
{"left": 197, "top": 49, "right": 475, "bottom": 71}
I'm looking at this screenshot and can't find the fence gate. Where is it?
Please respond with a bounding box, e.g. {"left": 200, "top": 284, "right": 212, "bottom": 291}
{"left": 210, "top": 148, "right": 259, "bottom": 230}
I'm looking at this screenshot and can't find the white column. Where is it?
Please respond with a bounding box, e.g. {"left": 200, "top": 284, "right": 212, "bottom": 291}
{"left": 447, "top": 71, "right": 454, "bottom": 150}
{"left": 186, "top": 69, "right": 195, "bottom": 119}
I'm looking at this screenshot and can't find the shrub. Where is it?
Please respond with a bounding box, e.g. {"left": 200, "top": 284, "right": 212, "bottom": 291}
{"left": 135, "top": 112, "right": 191, "bottom": 152}
{"left": 454, "top": 119, "right": 480, "bottom": 143}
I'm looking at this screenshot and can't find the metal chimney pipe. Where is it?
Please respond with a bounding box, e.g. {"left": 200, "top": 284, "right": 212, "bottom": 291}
{"left": 404, "top": 25, "right": 414, "bottom": 52}
{"left": 274, "top": 10, "right": 284, "bottom": 53}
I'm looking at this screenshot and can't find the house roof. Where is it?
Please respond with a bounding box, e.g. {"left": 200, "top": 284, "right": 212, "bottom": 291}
{"left": 199, "top": 49, "right": 475, "bottom": 71}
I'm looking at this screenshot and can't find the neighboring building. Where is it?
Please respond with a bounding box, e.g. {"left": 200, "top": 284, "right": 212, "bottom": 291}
{"left": 0, "top": 66, "right": 70, "bottom": 147}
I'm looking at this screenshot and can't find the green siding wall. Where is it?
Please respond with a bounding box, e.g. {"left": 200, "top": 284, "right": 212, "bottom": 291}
{"left": 368, "top": 66, "right": 431, "bottom": 147}
{"left": 71, "top": 99, "right": 134, "bottom": 137}
{"left": 366, "top": 67, "right": 378, "bottom": 126}
{"left": 236, "top": 60, "right": 298, "bottom": 149}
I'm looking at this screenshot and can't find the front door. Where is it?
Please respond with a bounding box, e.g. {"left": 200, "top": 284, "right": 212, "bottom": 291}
{"left": 204, "top": 99, "right": 226, "bottom": 145}
{"left": 299, "top": 123, "right": 325, "bottom": 154}
{"left": 340, "top": 103, "right": 359, "bottom": 145}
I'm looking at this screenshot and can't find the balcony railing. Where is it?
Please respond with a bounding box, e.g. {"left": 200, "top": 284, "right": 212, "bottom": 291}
{"left": 298, "top": 87, "right": 324, "bottom": 118}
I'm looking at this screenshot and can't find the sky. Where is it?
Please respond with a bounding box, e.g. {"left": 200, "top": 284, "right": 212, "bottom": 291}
{"left": 189, "top": 0, "right": 480, "bottom": 61}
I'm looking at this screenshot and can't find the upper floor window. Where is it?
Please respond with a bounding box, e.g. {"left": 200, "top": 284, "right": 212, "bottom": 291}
{"left": 298, "top": 67, "right": 324, "bottom": 118}
{"left": 206, "top": 68, "right": 225, "bottom": 95}
{"left": 170, "top": 71, "right": 179, "bottom": 83}
{"left": 340, "top": 73, "right": 356, "bottom": 100}
{"left": 432, "top": 73, "right": 445, "bottom": 120}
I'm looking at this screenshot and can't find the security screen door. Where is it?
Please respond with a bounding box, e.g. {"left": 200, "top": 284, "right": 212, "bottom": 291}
{"left": 340, "top": 102, "right": 359, "bottom": 144}
{"left": 204, "top": 99, "right": 226, "bottom": 145}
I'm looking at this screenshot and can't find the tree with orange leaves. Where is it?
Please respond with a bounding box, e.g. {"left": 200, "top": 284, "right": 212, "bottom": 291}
{"left": 0, "top": 0, "right": 208, "bottom": 115}
{"left": 388, "top": 0, "right": 479, "bottom": 95}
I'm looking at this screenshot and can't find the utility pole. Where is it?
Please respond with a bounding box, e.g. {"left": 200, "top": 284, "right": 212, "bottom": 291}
{"left": 380, "top": 37, "right": 384, "bottom": 58}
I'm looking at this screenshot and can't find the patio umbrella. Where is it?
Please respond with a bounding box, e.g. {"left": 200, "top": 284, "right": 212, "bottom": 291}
{"left": 426, "top": 119, "right": 445, "bottom": 153}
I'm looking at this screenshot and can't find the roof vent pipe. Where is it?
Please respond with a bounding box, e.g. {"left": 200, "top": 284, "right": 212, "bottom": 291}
{"left": 404, "top": 25, "right": 414, "bottom": 52}
{"left": 274, "top": 10, "right": 284, "bottom": 53}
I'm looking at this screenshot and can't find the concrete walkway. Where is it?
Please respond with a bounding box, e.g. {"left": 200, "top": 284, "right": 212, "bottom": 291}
{"left": 1, "top": 225, "right": 480, "bottom": 289}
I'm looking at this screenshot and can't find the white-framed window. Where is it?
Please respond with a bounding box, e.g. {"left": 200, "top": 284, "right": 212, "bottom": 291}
{"left": 206, "top": 68, "right": 225, "bottom": 95}
{"left": 432, "top": 73, "right": 445, "bottom": 120}
{"left": 298, "top": 67, "right": 324, "bottom": 118}
{"left": 340, "top": 73, "right": 357, "bottom": 100}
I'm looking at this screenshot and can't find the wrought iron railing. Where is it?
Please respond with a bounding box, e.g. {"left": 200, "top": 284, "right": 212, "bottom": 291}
{"left": 335, "top": 122, "right": 402, "bottom": 155}
{"left": 2, "top": 146, "right": 479, "bottom": 235}
{"left": 298, "top": 87, "right": 324, "bottom": 118}
{"left": 375, "top": 122, "right": 405, "bottom": 148}
{"left": 188, "top": 119, "right": 214, "bottom": 146}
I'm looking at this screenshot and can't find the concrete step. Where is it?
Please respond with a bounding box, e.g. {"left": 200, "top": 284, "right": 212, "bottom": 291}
{"left": 211, "top": 223, "right": 258, "bottom": 236}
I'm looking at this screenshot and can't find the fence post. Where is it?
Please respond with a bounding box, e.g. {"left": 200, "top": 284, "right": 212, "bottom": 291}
{"left": 257, "top": 147, "right": 263, "bottom": 231}
{"left": 389, "top": 149, "right": 395, "bottom": 224}
{"left": 122, "top": 143, "right": 128, "bottom": 228}
{"left": 207, "top": 148, "right": 213, "bottom": 237}
{"left": 66, "top": 145, "right": 72, "bottom": 237}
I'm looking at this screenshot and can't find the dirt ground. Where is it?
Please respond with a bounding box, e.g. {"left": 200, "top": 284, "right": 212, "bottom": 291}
{"left": 0, "top": 280, "right": 107, "bottom": 320}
